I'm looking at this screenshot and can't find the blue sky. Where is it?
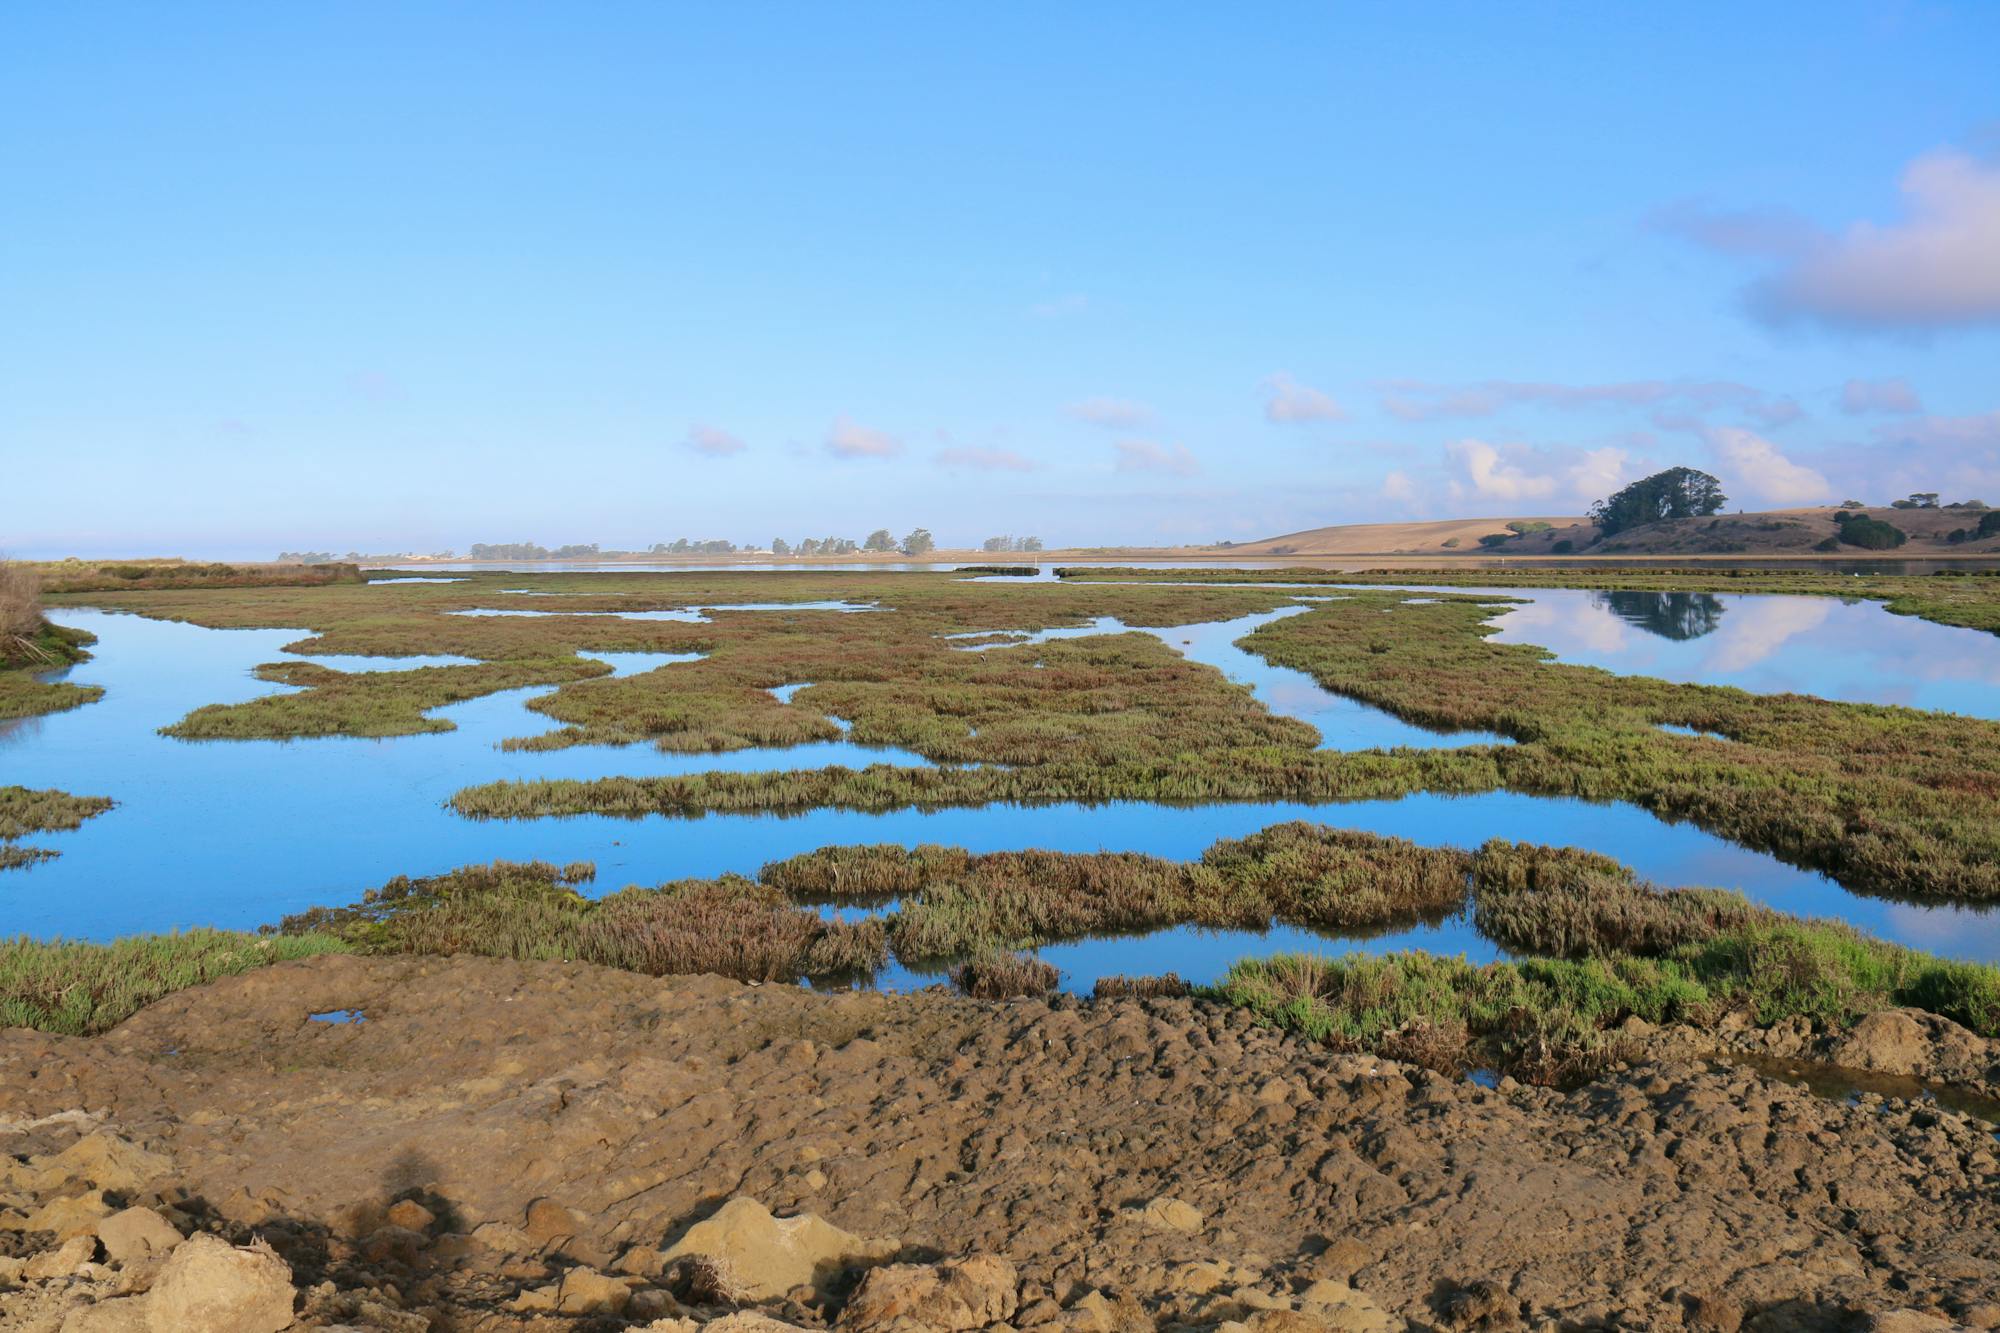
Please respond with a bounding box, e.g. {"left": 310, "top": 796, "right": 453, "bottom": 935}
{"left": 5, "top": 3, "right": 1999, "bottom": 557}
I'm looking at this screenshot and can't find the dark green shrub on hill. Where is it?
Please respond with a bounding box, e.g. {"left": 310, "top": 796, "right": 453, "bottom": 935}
{"left": 1837, "top": 516, "right": 1907, "bottom": 550}
{"left": 1589, "top": 467, "right": 1727, "bottom": 536}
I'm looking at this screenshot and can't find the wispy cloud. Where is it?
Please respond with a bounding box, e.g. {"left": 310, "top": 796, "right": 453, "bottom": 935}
{"left": 344, "top": 370, "right": 407, "bottom": 404}
{"left": 1705, "top": 426, "right": 1829, "bottom": 504}
{"left": 1031, "top": 293, "right": 1090, "bottom": 318}
{"left": 1380, "top": 378, "right": 1798, "bottom": 429}
{"left": 1839, "top": 377, "right": 1922, "bottom": 416}
{"left": 824, "top": 416, "right": 903, "bottom": 460}
{"left": 1646, "top": 201, "right": 1819, "bottom": 257}
{"left": 683, "top": 423, "right": 747, "bottom": 457}
{"left": 1657, "top": 148, "right": 2000, "bottom": 333}
{"left": 936, "top": 446, "right": 1035, "bottom": 472}
{"left": 1069, "top": 396, "right": 1155, "bottom": 429}
{"left": 1113, "top": 439, "right": 1199, "bottom": 476}
{"left": 1262, "top": 372, "right": 1346, "bottom": 424}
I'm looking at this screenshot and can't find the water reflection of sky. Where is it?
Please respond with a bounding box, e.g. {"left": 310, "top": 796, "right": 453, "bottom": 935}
{"left": 1470, "top": 588, "right": 2000, "bottom": 719}
{"left": 5, "top": 607, "right": 1996, "bottom": 971}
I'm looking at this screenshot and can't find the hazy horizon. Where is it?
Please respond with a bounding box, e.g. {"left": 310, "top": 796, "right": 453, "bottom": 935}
{"left": 6, "top": 3, "right": 1999, "bottom": 560}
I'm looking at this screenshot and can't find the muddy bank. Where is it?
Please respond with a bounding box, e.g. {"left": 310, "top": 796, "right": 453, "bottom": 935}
{"left": 4, "top": 955, "right": 1999, "bottom": 1331}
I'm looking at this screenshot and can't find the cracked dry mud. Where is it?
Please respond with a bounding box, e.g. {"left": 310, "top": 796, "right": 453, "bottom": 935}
{"left": 3, "top": 954, "right": 1999, "bottom": 1330}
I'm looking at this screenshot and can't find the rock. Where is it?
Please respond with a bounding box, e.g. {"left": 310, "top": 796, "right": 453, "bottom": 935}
{"left": 840, "top": 1253, "right": 1019, "bottom": 1330}
{"left": 1132, "top": 1196, "right": 1203, "bottom": 1234}
{"left": 24, "top": 1233, "right": 98, "bottom": 1279}
{"left": 384, "top": 1199, "right": 436, "bottom": 1232}
{"left": 524, "top": 1197, "right": 578, "bottom": 1247}
{"left": 508, "top": 1283, "right": 561, "bottom": 1313}
{"left": 146, "top": 1234, "right": 296, "bottom": 1333}
{"left": 1285, "top": 1280, "right": 1402, "bottom": 1331}
{"left": 1058, "top": 1288, "right": 1140, "bottom": 1332}
{"left": 469, "top": 1220, "right": 533, "bottom": 1253}
{"left": 59, "top": 1297, "right": 154, "bottom": 1333}
{"left": 28, "top": 1190, "right": 116, "bottom": 1240}
{"left": 614, "top": 1244, "right": 666, "bottom": 1276}
{"left": 658, "top": 1196, "right": 899, "bottom": 1301}
{"left": 96, "top": 1206, "right": 183, "bottom": 1266}
{"left": 704, "top": 1317, "right": 813, "bottom": 1332}
{"left": 628, "top": 1287, "right": 688, "bottom": 1320}
{"left": 1169, "top": 1260, "right": 1231, "bottom": 1295}
{"left": 31, "top": 1133, "right": 174, "bottom": 1195}
{"left": 1863, "top": 1316, "right": 1964, "bottom": 1333}
{"left": 555, "top": 1265, "right": 632, "bottom": 1314}
{"left": 1832, "top": 1011, "right": 1932, "bottom": 1076}
{"left": 359, "top": 1224, "right": 429, "bottom": 1264}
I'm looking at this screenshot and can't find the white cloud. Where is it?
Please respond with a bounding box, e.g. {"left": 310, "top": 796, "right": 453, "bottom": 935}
{"left": 1665, "top": 149, "right": 2000, "bottom": 332}
{"left": 1262, "top": 372, "right": 1346, "bottom": 424}
{"left": 1069, "top": 397, "right": 1155, "bottom": 429}
{"left": 683, "top": 423, "right": 746, "bottom": 457}
{"left": 1705, "top": 426, "right": 1829, "bottom": 504}
{"left": 824, "top": 416, "right": 903, "bottom": 460}
{"left": 1444, "top": 439, "right": 1627, "bottom": 506}
{"left": 1839, "top": 377, "right": 1922, "bottom": 416}
{"left": 1113, "top": 439, "right": 1199, "bottom": 476}
{"left": 1380, "top": 469, "right": 1417, "bottom": 503}
{"left": 936, "top": 446, "right": 1035, "bottom": 472}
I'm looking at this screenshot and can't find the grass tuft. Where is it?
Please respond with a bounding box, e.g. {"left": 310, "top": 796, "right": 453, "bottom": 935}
{"left": 1, "top": 930, "right": 352, "bottom": 1035}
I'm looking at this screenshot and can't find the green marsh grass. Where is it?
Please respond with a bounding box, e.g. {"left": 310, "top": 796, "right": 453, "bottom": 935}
{"left": 0, "top": 785, "right": 115, "bottom": 872}
{"left": 950, "top": 951, "right": 1059, "bottom": 999}
{"left": 277, "top": 859, "right": 886, "bottom": 984}
{"left": 0, "top": 930, "right": 351, "bottom": 1035}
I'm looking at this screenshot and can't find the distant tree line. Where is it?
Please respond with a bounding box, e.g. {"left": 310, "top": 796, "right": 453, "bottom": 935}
{"left": 981, "top": 535, "right": 1044, "bottom": 552}
{"left": 774, "top": 528, "right": 935, "bottom": 556}
{"left": 295, "top": 523, "right": 975, "bottom": 564}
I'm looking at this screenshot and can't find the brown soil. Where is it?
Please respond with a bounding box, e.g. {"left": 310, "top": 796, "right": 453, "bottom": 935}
{"left": 5, "top": 955, "right": 2000, "bottom": 1331}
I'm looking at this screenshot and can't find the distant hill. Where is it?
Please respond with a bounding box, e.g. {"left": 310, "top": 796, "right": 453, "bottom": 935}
{"left": 1233, "top": 506, "right": 2000, "bottom": 558}
{"left": 1222, "top": 516, "right": 1585, "bottom": 556}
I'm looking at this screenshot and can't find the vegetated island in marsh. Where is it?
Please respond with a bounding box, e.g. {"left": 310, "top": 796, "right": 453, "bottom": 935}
{"left": 40, "top": 566, "right": 2000, "bottom": 905}
{"left": 10, "top": 824, "right": 1998, "bottom": 1091}
{"left": 1, "top": 562, "right": 114, "bottom": 867}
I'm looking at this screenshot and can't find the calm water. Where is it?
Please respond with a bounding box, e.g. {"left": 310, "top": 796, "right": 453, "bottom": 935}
{"left": 5, "top": 603, "right": 1997, "bottom": 986}
{"left": 1472, "top": 587, "right": 2000, "bottom": 719}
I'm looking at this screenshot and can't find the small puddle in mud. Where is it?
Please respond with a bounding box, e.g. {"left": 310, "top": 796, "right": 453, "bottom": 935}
{"left": 1720, "top": 1054, "right": 2000, "bottom": 1130}
{"left": 308, "top": 1009, "right": 366, "bottom": 1025}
